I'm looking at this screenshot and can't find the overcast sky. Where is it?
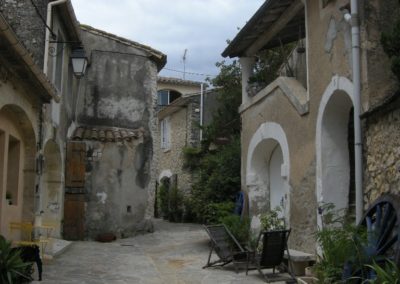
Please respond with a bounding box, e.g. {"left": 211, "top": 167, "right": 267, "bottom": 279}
{"left": 70, "top": 0, "right": 264, "bottom": 82}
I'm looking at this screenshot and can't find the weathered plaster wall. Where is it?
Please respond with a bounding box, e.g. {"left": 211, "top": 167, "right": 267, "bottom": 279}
{"left": 83, "top": 138, "right": 150, "bottom": 239}
{"left": 75, "top": 27, "right": 160, "bottom": 236}
{"left": 79, "top": 28, "right": 157, "bottom": 130}
{"left": 241, "top": 86, "right": 317, "bottom": 252}
{"left": 0, "top": 78, "right": 39, "bottom": 240}
{"left": 364, "top": 103, "right": 400, "bottom": 207}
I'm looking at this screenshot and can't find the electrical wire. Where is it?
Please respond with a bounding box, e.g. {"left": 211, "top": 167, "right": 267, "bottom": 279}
{"left": 162, "top": 67, "right": 217, "bottom": 78}
{"left": 29, "top": 0, "right": 56, "bottom": 38}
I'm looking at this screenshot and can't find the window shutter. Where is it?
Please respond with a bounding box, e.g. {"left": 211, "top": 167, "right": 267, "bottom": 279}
{"left": 65, "top": 142, "right": 86, "bottom": 187}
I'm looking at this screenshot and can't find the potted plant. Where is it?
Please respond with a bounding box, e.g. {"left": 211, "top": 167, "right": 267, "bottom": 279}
{"left": 0, "top": 235, "right": 32, "bottom": 283}
{"left": 5, "top": 191, "right": 12, "bottom": 205}
{"left": 260, "top": 206, "right": 286, "bottom": 231}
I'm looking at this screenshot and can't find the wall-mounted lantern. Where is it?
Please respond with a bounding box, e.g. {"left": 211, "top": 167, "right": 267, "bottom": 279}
{"left": 71, "top": 47, "right": 88, "bottom": 78}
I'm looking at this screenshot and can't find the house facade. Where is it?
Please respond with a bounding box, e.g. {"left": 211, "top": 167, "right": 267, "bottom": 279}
{"left": 223, "top": 0, "right": 399, "bottom": 253}
{"left": 0, "top": 0, "right": 166, "bottom": 242}
{"left": 156, "top": 77, "right": 203, "bottom": 195}
{"left": 64, "top": 25, "right": 166, "bottom": 240}
{"left": 0, "top": 0, "right": 83, "bottom": 240}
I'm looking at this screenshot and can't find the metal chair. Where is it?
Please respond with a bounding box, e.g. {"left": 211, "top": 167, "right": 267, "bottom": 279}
{"left": 246, "top": 229, "right": 296, "bottom": 283}
{"left": 203, "top": 224, "right": 248, "bottom": 273}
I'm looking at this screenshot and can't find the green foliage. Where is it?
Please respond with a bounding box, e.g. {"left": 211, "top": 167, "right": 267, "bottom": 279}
{"left": 201, "top": 201, "right": 235, "bottom": 224}
{"left": 185, "top": 45, "right": 292, "bottom": 223}
{"left": 314, "top": 203, "right": 368, "bottom": 283}
{"left": 250, "top": 44, "right": 296, "bottom": 86}
{"left": 182, "top": 147, "right": 202, "bottom": 171}
{"left": 219, "top": 214, "right": 250, "bottom": 244}
{"left": 260, "top": 206, "right": 286, "bottom": 231}
{"left": 0, "top": 235, "right": 32, "bottom": 284}
{"left": 366, "top": 260, "right": 400, "bottom": 284}
{"left": 381, "top": 16, "right": 400, "bottom": 81}
{"left": 158, "top": 183, "right": 169, "bottom": 219}
{"left": 204, "top": 60, "right": 242, "bottom": 145}
{"left": 168, "top": 186, "right": 183, "bottom": 222}
{"left": 189, "top": 138, "right": 241, "bottom": 222}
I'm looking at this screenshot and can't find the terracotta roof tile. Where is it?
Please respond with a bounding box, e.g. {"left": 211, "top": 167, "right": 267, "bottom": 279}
{"left": 72, "top": 126, "right": 144, "bottom": 142}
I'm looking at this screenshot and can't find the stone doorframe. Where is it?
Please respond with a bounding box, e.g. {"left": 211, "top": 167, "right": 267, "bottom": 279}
{"left": 246, "top": 122, "right": 291, "bottom": 230}
{"left": 316, "top": 75, "right": 354, "bottom": 227}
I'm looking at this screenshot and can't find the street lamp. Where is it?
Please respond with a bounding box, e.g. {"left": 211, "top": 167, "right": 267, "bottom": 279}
{"left": 71, "top": 47, "right": 88, "bottom": 78}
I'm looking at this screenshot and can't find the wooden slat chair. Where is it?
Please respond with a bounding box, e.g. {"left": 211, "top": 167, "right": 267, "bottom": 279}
{"left": 246, "top": 229, "right": 296, "bottom": 283}
{"left": 9, "top": 222, "right": 44, "bottom": 281}
{"left": 203, "top": 224, "right": 248, "bottom": 273}
{"left": 9, "top": 222, "right": 49, "bottom": 257}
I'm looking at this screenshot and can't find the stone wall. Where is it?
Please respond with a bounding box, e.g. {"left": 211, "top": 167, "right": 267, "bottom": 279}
{"left": 363, "top": 98, "right": 400, "bottom": 207}
{"left": 73, "top": 26, "right": 160, "bottom": 236}
{"left": 187, "top": 96, "right": 200, "bottom": 148}
{"left": 0, "top": 0, "right": 48, "bottom": 68}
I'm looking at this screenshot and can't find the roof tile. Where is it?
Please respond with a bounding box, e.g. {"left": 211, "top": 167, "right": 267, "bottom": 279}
{"left": 72, "top": 126, "right": 144, "bottom": 142}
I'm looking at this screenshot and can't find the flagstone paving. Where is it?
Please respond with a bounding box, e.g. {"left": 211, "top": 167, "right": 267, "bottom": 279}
{"left": 33, "top": 220, "right": 287, "bottom": 284}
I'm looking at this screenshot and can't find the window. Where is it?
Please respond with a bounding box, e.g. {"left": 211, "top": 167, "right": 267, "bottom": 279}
{"left": 160, "top": 118, "right": 171, "bottom": 150}
{"left": 157, "top": 90, "right": 182, "bottom": 106}
{"left": 6, "top": 135, "right": 21, "bottom": 205}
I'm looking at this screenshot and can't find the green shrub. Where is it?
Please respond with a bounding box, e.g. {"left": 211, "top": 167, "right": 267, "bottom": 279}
{"left": 0, "top": 235, "right": 32, "bottom": 284}
{"left": 158, "top": 183, "right": 169, "bottom": 219}
{"left": 182, "top": 147, "right": 202, "bottom": 171}
{"left": 219, "top": 214, "right": 250, "bottom": 244}
{"left": 169, "top": 186, "right": 183, "bottom": 222}
{"left": 202, "top": 202, "right": 235, "bottom": 224}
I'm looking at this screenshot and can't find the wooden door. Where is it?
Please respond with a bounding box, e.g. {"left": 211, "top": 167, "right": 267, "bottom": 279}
{"left": 65, "top": 142, "right": 86, "bottom": 188}
{"left": 63, "top": 193, "right": 85, "bottom": 240}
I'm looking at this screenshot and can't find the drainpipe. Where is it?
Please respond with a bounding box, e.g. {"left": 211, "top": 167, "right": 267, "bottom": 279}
{"left": 200, "top": 83, "right": 204, "bottom": 141}
{"left": 43, "top": 0, "right": 68, "bottom": 75}
{"left": 348, "top": 0, "right": 363, "bottom": 223}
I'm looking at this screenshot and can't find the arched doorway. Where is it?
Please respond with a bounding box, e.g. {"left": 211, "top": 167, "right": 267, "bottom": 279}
{"left": 0, "top": 105, "right": 36, "bottom": 239}
{"left": 269, "top": 145, "right": 288, "bottom": 216}
{"left": 246, "top": 122, "right": 290, "bottom": 230}
{"left": 316, "top": 76, "right": 355, "bottom": 224}
{"left": 42, "top": 140, "right": 63, "bottom": 237}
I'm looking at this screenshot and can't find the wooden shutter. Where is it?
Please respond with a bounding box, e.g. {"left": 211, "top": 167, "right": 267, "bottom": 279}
{"left": 65, "top": 142, "right": 86, "bottom": 187}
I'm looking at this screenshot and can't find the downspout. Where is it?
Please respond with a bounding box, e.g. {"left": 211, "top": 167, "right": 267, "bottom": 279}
{"left": 43, "top": 0, "right": 68, "bottom": 75}
{"left": 349, "top": 0, "right": 363, "bottom": 223}
{"left": 200, "top": 83, "right": 204, "bottom": 141}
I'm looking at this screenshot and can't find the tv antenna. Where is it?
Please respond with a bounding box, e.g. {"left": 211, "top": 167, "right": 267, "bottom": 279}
{"left": 182, "top": 49, "right": 187, "bottom": 79}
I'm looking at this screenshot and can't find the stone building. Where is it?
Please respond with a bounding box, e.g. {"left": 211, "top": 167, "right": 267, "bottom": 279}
{"left": 156, "top": 77, "right": 203, "bottom": 194}
{"left": 222, "top": 0, "right": 399, "bottom": 253}
{"left": 64, "top": 25, "right": 166, "bottom": 239}
{"left": 0, "top": 0, "right": 84, "bottom": 241}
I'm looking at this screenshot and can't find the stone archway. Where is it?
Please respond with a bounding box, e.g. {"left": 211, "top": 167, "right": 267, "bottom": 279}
{"left": 0, "top": 105, "right": 36, "bottom": 239}
{"left": 316, "top": 76, "right": 355, "bottom": 224}
{"left": 41, "top": 140, "right": 63, "bottom": 237}
{"left": 246, "top": 122, "right": 290, "bottom": 230}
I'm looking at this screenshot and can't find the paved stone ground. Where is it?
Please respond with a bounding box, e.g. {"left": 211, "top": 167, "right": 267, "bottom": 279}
{"left": 33, "top": 220, "right": 290, "bottom": 284}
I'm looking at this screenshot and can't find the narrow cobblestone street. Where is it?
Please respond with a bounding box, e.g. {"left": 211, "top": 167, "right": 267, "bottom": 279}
{"left": 33, "top": 220, "right": 280, "bottom": 284}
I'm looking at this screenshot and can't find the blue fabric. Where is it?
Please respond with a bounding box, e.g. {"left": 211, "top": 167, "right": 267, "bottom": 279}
{"left": 234, "top": 191, "right": 244, "bottom": 216}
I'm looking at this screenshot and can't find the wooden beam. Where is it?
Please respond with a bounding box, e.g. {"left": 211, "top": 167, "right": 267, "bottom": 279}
{"left": 245, "top": 0, "right": 304, "bottom": 56}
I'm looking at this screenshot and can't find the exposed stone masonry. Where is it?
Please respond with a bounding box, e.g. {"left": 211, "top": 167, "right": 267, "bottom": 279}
{"left": 364, "top": 105, "right": 400, "bottom": 207}
{"left": 0, "top": 0, "right": 48, "bottom": 68}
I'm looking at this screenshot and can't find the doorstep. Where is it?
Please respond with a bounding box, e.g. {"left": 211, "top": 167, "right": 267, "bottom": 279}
{"left": 284, "top": 249, "right": 316, "bottom": 276}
